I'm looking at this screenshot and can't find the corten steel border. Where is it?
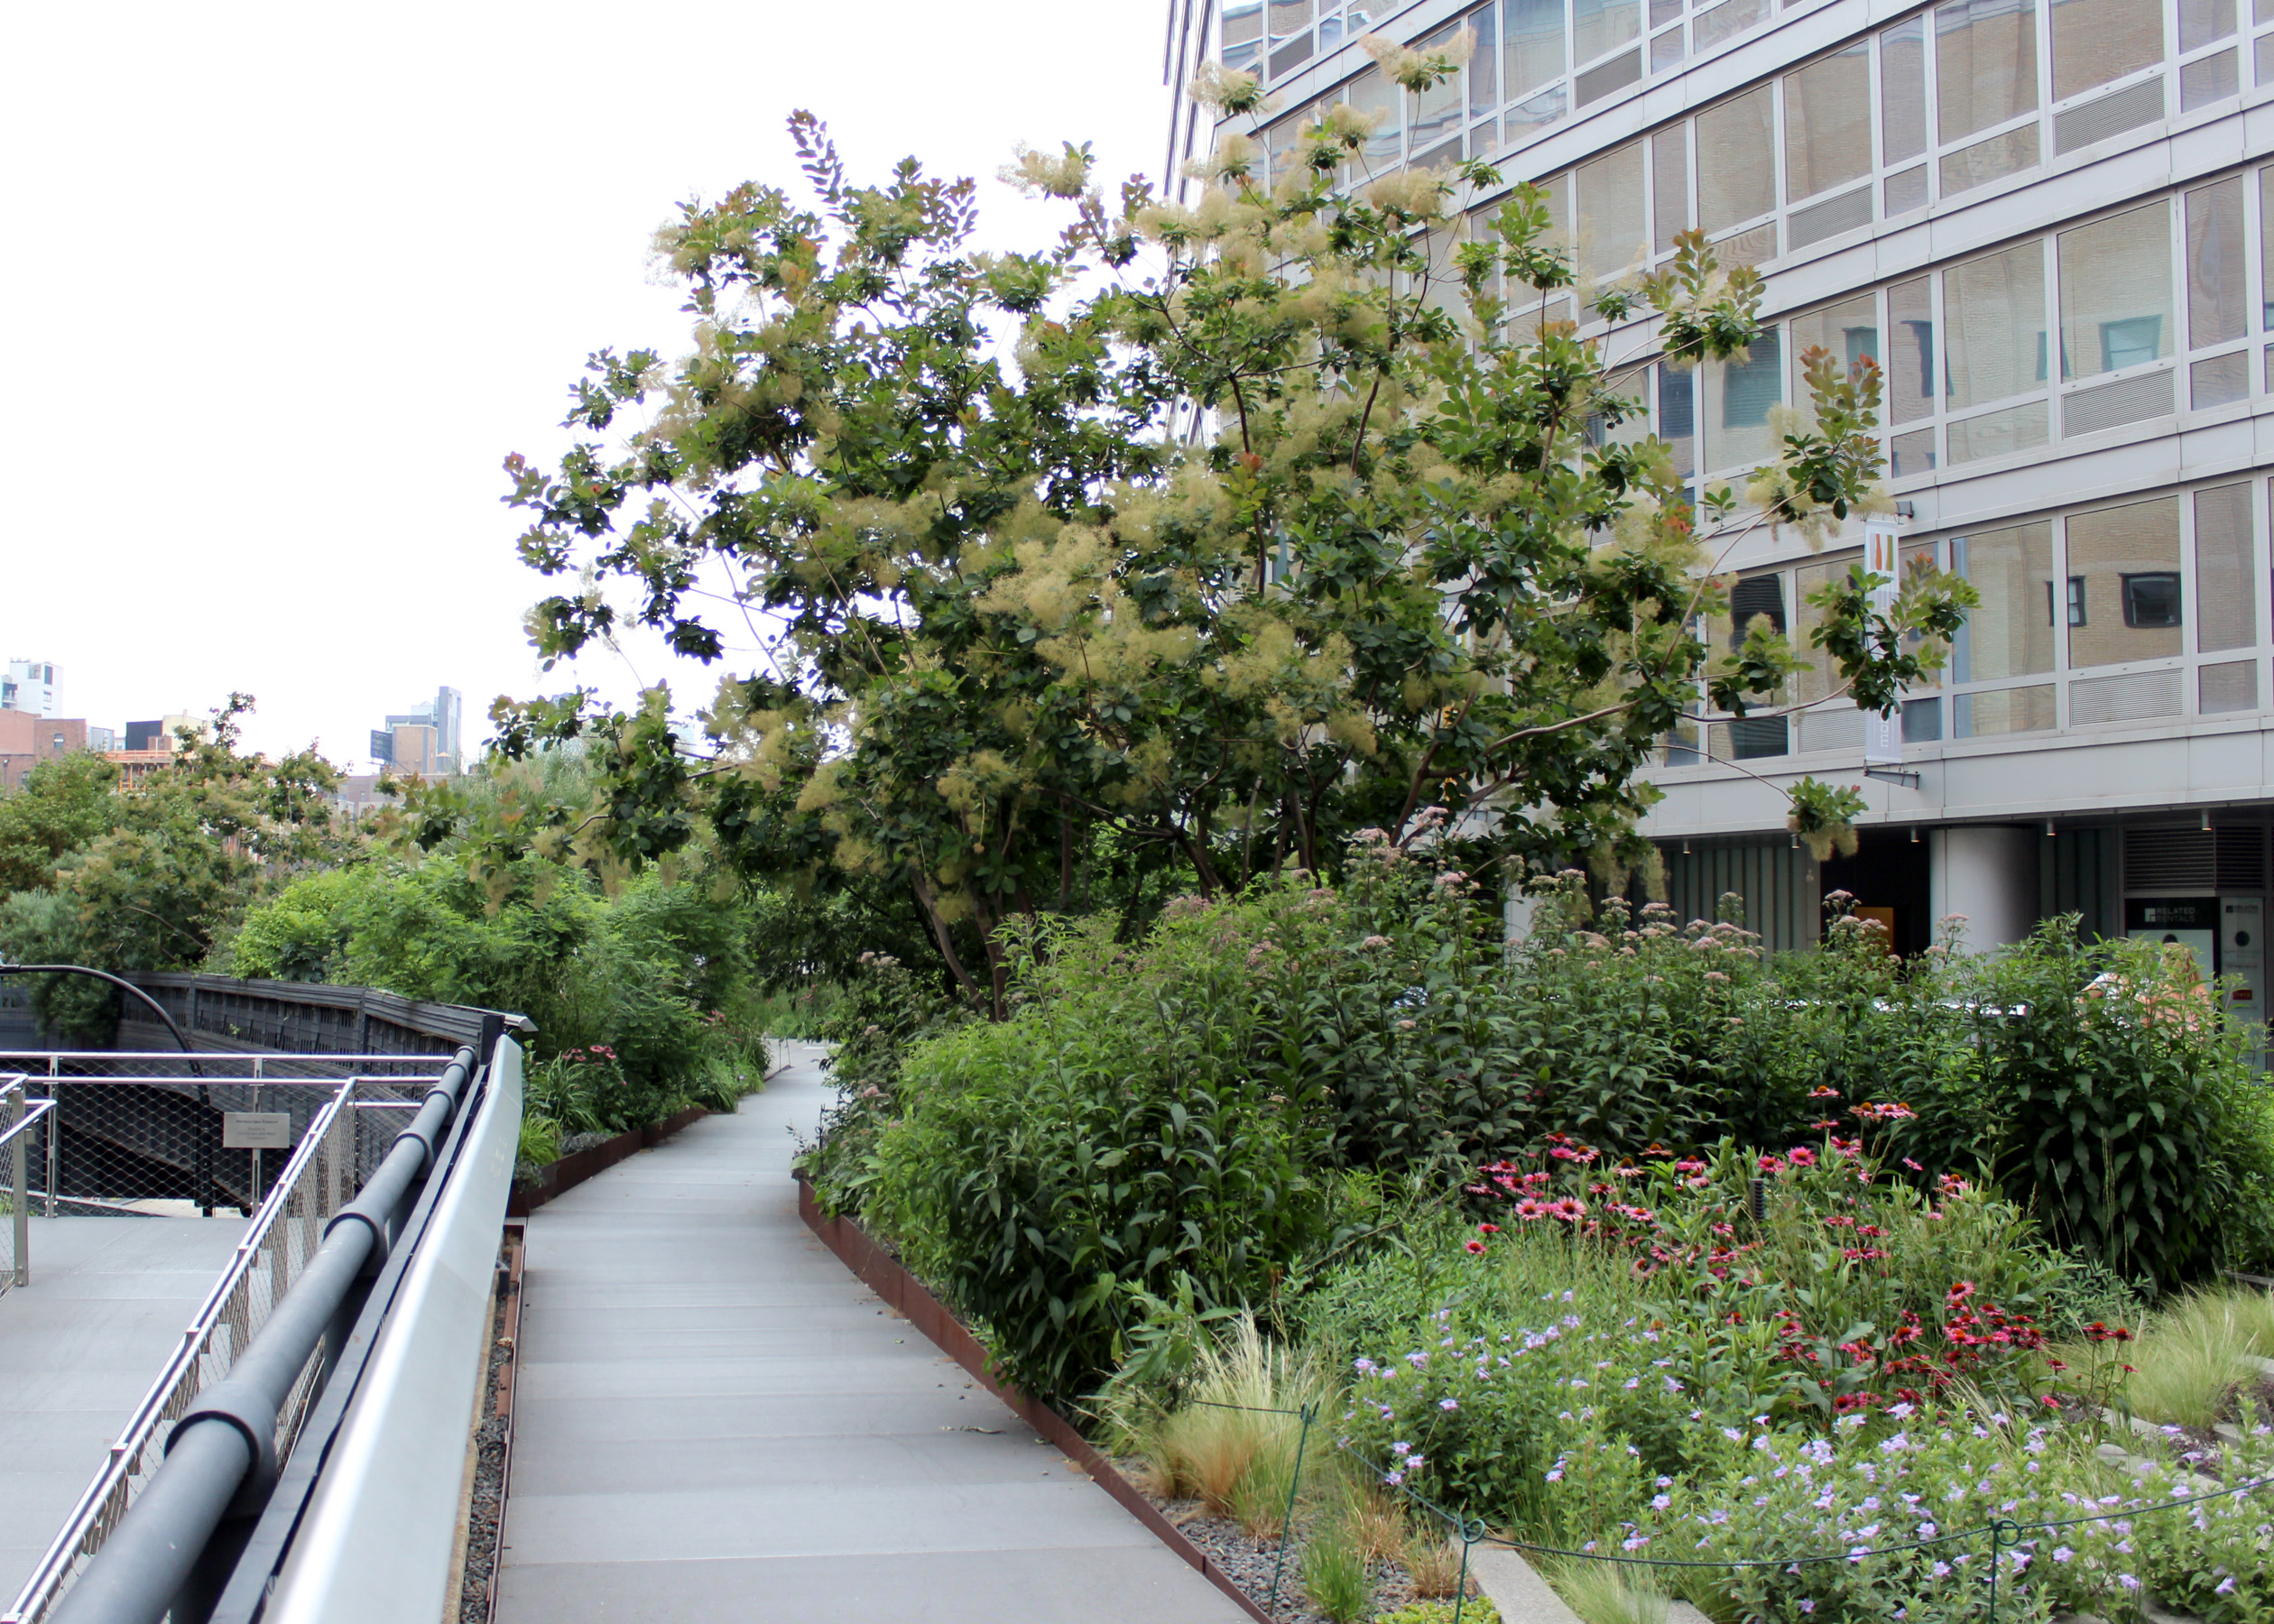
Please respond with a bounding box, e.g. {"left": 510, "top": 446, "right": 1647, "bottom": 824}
{"left": 795, "top": 1174, "right": 1276, "bottom": 1624}
{"left": 504, "top": 1104, "right": 711, "bottom": 1216}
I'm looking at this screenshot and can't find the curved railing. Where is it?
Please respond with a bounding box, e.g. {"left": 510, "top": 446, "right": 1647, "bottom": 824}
{"left": 1, "top": 989, "right": 528, "bottom": 1624}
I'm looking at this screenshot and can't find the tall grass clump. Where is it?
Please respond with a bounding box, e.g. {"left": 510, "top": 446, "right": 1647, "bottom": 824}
{"left": 2106, "top": 1287, "right": 2274, "bottom": 1428}
{"left": 1102, "top": 1314, "right": 1325, "bottom": 1536}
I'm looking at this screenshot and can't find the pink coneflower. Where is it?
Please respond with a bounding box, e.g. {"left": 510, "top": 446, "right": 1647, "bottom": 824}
{"left": 1548, "top": 1197, "right": 1587, "bottom": 1222}
{"left": 1465, "top": 1239, "right": 1487, "bottom": 1255}
{"left": 1786, "top": 1147, "right": 1818, "bottom": 1167}
{"left": 1514, "top": 1197, "right": 1548, "bottom": 1221}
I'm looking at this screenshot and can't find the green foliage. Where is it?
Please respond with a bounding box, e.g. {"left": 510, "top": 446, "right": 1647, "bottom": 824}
{"left": 856, "top": 891, "right": 1347, "bottom": 1400}
{"left": 1955, "top": 920, "right": 2274, "bottom": 1287}
{"left": 1375, "top": 1601, "right": 1501, "bottom": 1624}
{"left": 0, "top": 697, "right": 347, "bottom": 1037}
{"left": 1299, "top": 1515, "right": 1372, "bottom": 1624}
{"left": 0, "top": 889, "right": 108, "bottom": 1038}
{"left": 228, "top": 851, "right": 771, "bottom": 1153}
{"left": 0, "top": 753, "right": 118, "bottom": 893}
{"left": 487, "top": 112, "right": 1966, "bottom": 1005}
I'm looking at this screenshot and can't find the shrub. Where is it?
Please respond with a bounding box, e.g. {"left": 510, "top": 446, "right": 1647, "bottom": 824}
{"left": 861, "top": 898, "right": 1344, "bottom": 1400}
{"left": 1960, "top": 921, "right": 2274, "bottom": 1288}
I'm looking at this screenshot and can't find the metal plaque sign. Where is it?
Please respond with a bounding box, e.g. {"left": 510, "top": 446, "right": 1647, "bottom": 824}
{"left": 221, "top": 1112, "right": 292, "bottom": 1149}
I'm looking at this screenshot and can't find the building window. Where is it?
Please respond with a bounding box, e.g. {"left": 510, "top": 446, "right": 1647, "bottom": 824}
{"left": 2122, "top": 572, "right": 2185, "bottom": 628}
{"left": 1951, "top": 521, "right": 2057, "bottom": 682}
{"left": 2066, "top": 496, "right": 2184, "bottom": 667}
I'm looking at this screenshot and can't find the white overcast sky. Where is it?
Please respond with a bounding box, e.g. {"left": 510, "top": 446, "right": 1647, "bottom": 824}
{"left": 1, "top": 1, "right": 1173, "bottom": 767}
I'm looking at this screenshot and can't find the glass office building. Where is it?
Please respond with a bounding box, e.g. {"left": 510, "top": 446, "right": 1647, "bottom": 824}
{"left": 1166, "top": 0, "right": 2274, "bottom": 1009}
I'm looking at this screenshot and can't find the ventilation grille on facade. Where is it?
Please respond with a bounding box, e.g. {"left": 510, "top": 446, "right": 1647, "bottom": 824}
{"left": 2126, "top": 826, "right": 2216, "bottom": 890}
{"left": 2201, "top": 660, "right": 2258, "bottom": 715}
{"left": 2124, "top": 826, "right": 2269, "bottom": 891}
{"left": 2069, "top": 667, "right": 2182, "bottom": 725}
{"left": 1796, "top": 707, "right": 1864, "bottom": 753}
{"left": 2064, "top": 371, "right": 2176, "bottom": 437}
{"left": 1789, "top": 185, "right": 1874, "bottom": 251}
{"left": 2218, "top": 826, "right": 2269, "bottom": 891}
{"left": 2055, "top": 78, "right": 2166, "bottom": 154}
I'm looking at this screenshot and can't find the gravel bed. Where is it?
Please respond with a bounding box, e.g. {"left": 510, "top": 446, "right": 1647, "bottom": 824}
{"left": 453, "top": 1246, "right": 516, "bottom": 1623}
{"left": 1114, "top": 1463, "right": 1423, "bottom": 1624}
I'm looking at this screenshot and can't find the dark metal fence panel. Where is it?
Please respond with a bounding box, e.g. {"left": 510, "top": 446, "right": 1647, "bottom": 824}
{"left": 125, "top": 973, "right": 509, "bottom": 1057}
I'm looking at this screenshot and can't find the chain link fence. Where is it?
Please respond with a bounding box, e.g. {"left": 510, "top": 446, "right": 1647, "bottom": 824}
{"left": 0, "top": 1052, "right": 447, "bottom": 1218}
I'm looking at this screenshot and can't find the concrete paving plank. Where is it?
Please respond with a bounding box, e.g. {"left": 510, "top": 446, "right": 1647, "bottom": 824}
{"left": 496, "top": 1544, "right": 1239, "bottom": 1624}
{"left": 0, "top": 1214, "right": 245, "bottom": 1600}
{"left": 495, "top": 1045, "right": 1248, "bottom": 1624}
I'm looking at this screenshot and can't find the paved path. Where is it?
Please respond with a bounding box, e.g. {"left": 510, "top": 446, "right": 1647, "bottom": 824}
{"left": 0, "top": 1214, "right": 247, "bottom": 1598}
{"left": 495, "top": 1041, "right": 1249, "bottom": 1624}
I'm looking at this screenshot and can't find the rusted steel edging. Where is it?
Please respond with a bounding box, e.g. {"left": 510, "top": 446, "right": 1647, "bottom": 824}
{"left": 794, "top": 1174, "right": 1275, "bottom": 1624}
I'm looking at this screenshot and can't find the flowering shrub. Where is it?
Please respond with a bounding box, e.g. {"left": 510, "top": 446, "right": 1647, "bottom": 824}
{"left": 2135, "top": 1404, "right": 2274, "bottom": 1621}
{"left": 1468, "top": 1139, "right": 2069, "bottom": 1418}
{"left": 1641, "top": 1414, "right": 2144, "bottom": 1623}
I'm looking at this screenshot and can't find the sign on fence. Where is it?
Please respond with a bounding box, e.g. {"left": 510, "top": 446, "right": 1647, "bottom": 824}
{"left": 221, "top": 1112, "right": 292, "bottom": 1149}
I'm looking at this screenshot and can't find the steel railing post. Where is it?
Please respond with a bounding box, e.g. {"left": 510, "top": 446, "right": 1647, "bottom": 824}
{"left": 6, "top": 1080, "right": 26, "bottom": 1287}
{"left": 45, "top": 1055, "right": 58, "bottom": 1218}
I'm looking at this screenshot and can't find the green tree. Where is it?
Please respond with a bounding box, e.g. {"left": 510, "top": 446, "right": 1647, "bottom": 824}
{"left": 0, "top": 752, "right": 119, "bottom": 893}
{"left": 493, "top": 88, "right": 1969, "bottom": 1006}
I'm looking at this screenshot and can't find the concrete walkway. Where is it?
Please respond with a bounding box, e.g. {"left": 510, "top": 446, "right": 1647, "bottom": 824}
{"left": 0, "top": 1214, "right": 248, "bottom": 1597}
{"left": 495, "top": 1041, "right": 1250, "bottom": 1624}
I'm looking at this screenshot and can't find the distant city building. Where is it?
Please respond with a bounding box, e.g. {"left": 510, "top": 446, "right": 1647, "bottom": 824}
{"left": 124, "top": 714, "right": 205, "bottom": 752}
{"left": 1, "top": 660, "right": 58, "bottom": 717}
{"left": 371, "top": 686, "right": 463, "bottom": 775}
{"left": 334, "top": 772, "right": 402, "bottom": 820}
{"left": 0, "top": 713, "right": 93, "bottom": 790}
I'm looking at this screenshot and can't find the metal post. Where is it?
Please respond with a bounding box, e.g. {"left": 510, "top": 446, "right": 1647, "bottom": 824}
{"left": 7, "top": 1081, "right": 27, "bottom": 1287}
{"left": 46, "top": 1057, "right": 60, "bottom": 1219}
{"left": 1453, "top": 1521, "right": 1481, "bottom": 1624}
{"left": 1986, "top": 1518, "right": 2010, "bottom": 1624}
{"left": 1266, "top": 1403, "right": 1316, "bottom": 1616}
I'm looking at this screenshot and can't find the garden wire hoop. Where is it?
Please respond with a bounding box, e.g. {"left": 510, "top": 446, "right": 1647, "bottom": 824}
{"left": 1336, "top": 1440, "right": 2274, "bottom": 1624}
{"left": 1182, "top": 1398, "right": 1319, "bottom": 1619}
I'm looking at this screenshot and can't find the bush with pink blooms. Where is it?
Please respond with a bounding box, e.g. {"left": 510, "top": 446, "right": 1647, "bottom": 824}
{"left": 1328, "top": 1141, "right": 2075, "bottom": 1527}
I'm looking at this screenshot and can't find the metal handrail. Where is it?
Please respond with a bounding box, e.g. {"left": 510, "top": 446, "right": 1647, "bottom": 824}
{"left": 35, "top": 1045, "right": 483, "bottom": 1624}
{"left": 0, "top": 1079, "right": 363, "bottom": 1624}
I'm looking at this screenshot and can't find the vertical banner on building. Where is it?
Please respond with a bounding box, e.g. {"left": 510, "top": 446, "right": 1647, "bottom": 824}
{"left": 1862, "top": 521, "right": 1904, "bottom": 769}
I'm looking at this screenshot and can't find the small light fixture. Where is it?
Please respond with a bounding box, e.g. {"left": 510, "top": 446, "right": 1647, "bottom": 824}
{"left": 2204, "top": 809, "right": 2214, "bottom": 833}
{"left": 1894, "top": 501, "right": 1916, "bottom": 520}
{"left": 1682, "top": 837, "right": 1691, "bottom": 854}
{"left": 1910, "top": 826, "right": 1920, "bottom": 844}
{"left": 1790, "top": 832, "right": 1801, "bottom": 850}
{"left": 2044, "top": 820, "right": 2056, "bottom": 837}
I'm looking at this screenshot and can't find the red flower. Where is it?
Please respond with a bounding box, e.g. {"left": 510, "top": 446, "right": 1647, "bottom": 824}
{"left": 1464, "top": 1239, "right": 1487, "bottom": 1255}
{"left": 1476, "top": 1223, "right": 1501, "bottom": 1234}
